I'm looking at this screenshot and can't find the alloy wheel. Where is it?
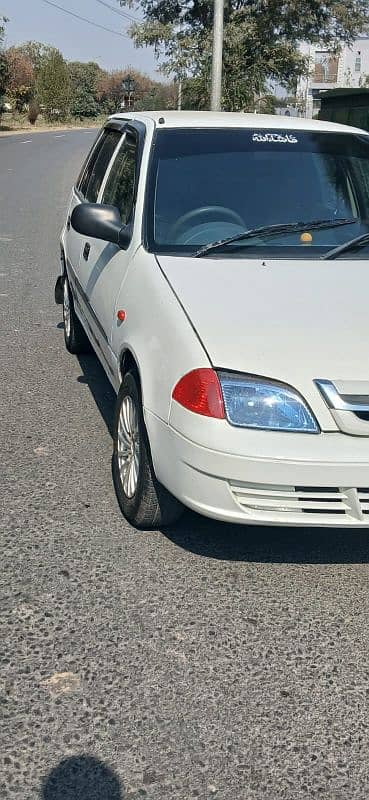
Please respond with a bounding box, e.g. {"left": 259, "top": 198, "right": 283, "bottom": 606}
{"left": 117, "top": 395, "right": 140, "bottom": 498}
{"left": 63, "top": 278, "right": 71, "bottom": 341}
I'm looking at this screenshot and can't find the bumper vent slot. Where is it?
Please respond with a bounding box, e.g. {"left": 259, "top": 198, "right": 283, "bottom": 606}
{"left": 230, "top": 482, "right": 369, "bottom": 521}
{"left": 295, "top": 486, "right": 345, "bottom": 515}
{"left": 358, "top": 488, "right": 369, "bottom": 514}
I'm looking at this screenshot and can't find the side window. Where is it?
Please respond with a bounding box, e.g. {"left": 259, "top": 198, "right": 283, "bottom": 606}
{"left": 76, "top": 129, "right": 104, "bottom": 195}
{"left": 79, "top": 129, "right": 121, "bottom": 202}
{"left": 102, "top": 133, "right": 137, "bottom": 224}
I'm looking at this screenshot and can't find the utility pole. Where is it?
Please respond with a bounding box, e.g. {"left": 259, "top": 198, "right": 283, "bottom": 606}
{"left": 210, "top": 0, "right": 224, "bottom": 111}
{"left": 177, "top": 78, "right": 182, "bottom": 111}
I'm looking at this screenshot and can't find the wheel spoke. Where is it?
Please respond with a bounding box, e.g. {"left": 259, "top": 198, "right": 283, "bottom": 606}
{"left": 118, "top": 427, "right": 129, "bottom": 447}
{"left": 124, "top": 467, "right": 131, "bottom": 497}
{"left": 127, "top": 463, "right": 135, "bottom": 498}
{"left": 122, "top": 398, "right": 131, "bottom": 435}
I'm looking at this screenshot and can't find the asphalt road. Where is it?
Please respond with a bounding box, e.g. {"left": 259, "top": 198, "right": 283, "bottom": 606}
{"left": 2, "top": 129, "right": 369, "bottom": 800}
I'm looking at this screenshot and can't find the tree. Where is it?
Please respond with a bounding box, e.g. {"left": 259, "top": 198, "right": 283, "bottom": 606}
{"left": 96, "top": 69, "right": 125, "bottom": 113}
{"left": 36, "top": 49, "right": 71, "bottom": 120}
{"left": 135, "top": 79, "right": 176, "bottom": 110}
{"left": 4, "top": 41, "right": 58, "bottom": 112}
{"left": 5, "top": 47, "right": 35, "bottom": 110}
{"left": 96, "top": 67, "right": 172, "bottom": 113}
{"left": 68, "top": 61, "right": 103, "bottom": 117}
{"left": 118, "top": 0, "right": 369, "bottom": 110}
{"left": 18, "top": 41, "right": 58, "bottom": 76}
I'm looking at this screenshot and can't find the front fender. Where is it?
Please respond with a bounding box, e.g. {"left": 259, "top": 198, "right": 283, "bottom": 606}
{"left": 112, "top": 248, "right": 210, "bottom": 423}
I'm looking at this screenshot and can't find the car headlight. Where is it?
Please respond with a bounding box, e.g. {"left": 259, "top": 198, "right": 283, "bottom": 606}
{"left": 218, "top": 373, "right": 319, "bottom": 433}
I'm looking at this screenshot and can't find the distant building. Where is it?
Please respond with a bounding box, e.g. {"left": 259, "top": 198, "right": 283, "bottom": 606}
{"left": 297, "top": 35, "right": 369, "bottom": 118}
{"left": 318, "top": 87, "right": 369, "bottom": 131}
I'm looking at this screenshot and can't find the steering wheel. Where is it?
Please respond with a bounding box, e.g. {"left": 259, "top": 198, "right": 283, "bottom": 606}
{"left": 169, "top": 205, "right": 245, "bottom": 241}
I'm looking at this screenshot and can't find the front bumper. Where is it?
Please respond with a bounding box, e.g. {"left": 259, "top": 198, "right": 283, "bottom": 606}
{"left": 146, "top": 406, "right": 369, "bottom": 527}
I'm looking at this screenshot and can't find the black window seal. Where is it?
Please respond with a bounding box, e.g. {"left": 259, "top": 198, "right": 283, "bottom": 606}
{"left": 142, "top": 126, "right": 159, "bottom": 251}
{"left": 74, "top": 186, "right": 84, "bottom": 202}
{"left": 125, "top": 121, "right": 146, "bottom": 221}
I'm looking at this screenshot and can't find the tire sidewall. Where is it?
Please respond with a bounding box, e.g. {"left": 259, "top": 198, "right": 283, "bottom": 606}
{"left": 63, "top": 275, "right": 74, "bottom": 351}
{"left": 62, "top": 273, "right": 89, "bottom": 354}
{"left": 112, "top": 372, "right": 149, "bottom": 522}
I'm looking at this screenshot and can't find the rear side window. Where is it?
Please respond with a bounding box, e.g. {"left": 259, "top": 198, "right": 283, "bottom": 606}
{"left": 78, "top": 129, "right": 121, "bottom": 202}
{"left": 102, "top": 133, "right": 137, "bottom": 224}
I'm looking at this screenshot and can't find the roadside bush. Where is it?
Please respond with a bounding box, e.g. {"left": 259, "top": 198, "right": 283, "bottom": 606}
{"left": 28, "top": 98, "right": 39, "bottom": 124}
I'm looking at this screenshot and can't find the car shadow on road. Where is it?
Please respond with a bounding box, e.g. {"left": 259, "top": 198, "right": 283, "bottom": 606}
{"left": 42, "top": 755, "right": 123, "bottom": 799}
{"left": 77, "top": 353, "right": 116, "bottom": 437}
{"left": 161, "top": 512, "right": 369, "bottom": 565}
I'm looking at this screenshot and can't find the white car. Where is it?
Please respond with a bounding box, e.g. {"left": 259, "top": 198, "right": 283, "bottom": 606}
{"left": 56, "top": 111, "right": 369, "bottom": 529}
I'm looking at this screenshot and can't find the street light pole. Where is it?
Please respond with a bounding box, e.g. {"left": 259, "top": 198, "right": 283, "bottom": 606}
{"left": 122, "top": 74, "right": 135, "bottom": 110}
{"left": 210, "top": 0, "right": 224, "bottom": 111}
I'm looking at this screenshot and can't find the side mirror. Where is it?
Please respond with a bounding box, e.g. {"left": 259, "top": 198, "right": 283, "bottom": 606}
{"left": 70, "top": 203, "right": 131, "bottom": 249}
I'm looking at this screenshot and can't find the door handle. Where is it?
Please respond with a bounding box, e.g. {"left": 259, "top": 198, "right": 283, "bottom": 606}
{"left": 83, "top": 242, "right": 91, "bottom": 261}
{"left": 66, "top": 216, "right": 71, "bottom": 231}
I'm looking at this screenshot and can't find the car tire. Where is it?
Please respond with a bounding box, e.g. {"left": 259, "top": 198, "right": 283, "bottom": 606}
{"left": 112, "top": 371, "right": 184, "bottom": 529}
{"left": 63, "top": 274, "right": 90, "bottom": 354}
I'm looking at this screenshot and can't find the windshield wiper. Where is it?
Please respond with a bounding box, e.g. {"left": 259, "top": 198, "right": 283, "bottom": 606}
{"left": 194, "top": 218, "right": 357, "bottom": 258}
{"left": 321, "top": 232, "right": 369, "bottom": 260}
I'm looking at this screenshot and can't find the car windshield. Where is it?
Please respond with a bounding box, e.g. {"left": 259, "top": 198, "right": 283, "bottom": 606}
{"left": 146, "top": 127, "right": 369, "bottom": 258}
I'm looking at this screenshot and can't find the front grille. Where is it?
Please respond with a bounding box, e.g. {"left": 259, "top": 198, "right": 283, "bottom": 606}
{"left": 230, "top": 482, "right": 369, "bottom": 522}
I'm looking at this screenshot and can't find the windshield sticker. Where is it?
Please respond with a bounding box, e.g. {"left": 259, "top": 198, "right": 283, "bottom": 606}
{"left": 252, "top": 132, "right": 298, "bottom": 144}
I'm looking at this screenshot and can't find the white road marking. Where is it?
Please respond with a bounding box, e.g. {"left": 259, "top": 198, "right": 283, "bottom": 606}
{"left": 21, "top": 139, "right": 32, "bottom": 143}
{"left": 54, "top": 134, "right": 66, "bottom": 138}
{"left": 0, "top": 293, "right": 8, "bottom": 297}
{"left": 0, "top": 237, "right": 12, "bottom": 242}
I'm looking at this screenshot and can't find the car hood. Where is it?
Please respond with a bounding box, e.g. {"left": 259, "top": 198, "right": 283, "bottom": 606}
{"left": 158, "top": 254, "right": 369, "bottom": 429}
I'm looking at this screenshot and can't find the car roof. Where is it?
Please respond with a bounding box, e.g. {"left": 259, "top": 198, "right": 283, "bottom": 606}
{"left": 109, "top": 109, "right": 367, "bottom": 136}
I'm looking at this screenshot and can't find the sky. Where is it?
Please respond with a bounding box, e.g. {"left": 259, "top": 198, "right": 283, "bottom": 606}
{"left": 0, "top": 0, "right": 159, "bottom": 76}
